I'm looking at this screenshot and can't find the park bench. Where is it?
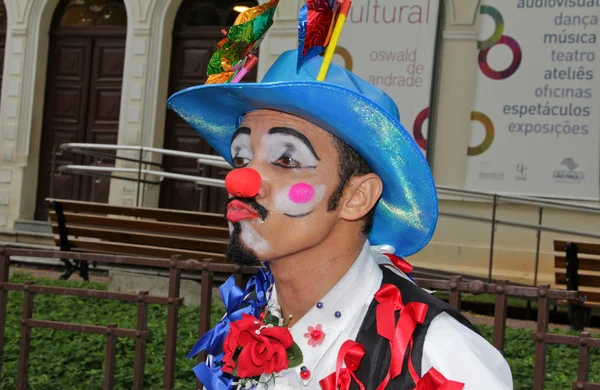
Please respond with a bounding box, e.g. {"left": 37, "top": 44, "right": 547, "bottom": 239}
{"left": 554, "top": 239, "right": 600, "bottom": 329}
{"left": 46, "top": 198, "right": 230, "bottom": 280}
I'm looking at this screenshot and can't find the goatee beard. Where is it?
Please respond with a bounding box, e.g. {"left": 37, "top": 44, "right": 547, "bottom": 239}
{"left": 226, "top": 222, "right": 260, "bottom": 266}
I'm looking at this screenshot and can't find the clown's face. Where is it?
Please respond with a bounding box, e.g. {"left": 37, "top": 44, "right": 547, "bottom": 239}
{"left": 224, "top": 109, "right": 344, "bottom": 264}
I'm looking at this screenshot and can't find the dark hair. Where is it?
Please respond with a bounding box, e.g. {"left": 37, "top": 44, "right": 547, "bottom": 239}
{"left": 327, "top": 134, "right": 377, "bottom": 234}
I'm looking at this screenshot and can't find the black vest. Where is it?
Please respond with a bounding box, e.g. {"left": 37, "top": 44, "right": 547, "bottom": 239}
{"left": 351, "top": 267, "right": 480, "bottom": 390}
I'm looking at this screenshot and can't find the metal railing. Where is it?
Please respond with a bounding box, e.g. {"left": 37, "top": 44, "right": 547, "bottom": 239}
{"left": 435, "top": 185, "right": 600, "bottom": 285}
{"left": 0, "top": 246, "right": 596, "bottom": 389}
{"left": 53, "top": 143, "right": 600, "bottom": 286}
{"left": 51, "top": 143, "right": 229, "bottom": 208}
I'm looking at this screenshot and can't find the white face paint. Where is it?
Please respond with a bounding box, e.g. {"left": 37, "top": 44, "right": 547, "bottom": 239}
{"left": 260, "top": 132, "right": 320, "bottom": 169}
{"left": 230, "top": 132, "right": 253, "bottom": 167}
{"left": 229, "top": 128, "right": 321, "bottom": 170}
{"left": 239, "top": 220, "right": 271, "bottom": 255}
{"left": 228, "top": 127, "right": 323, "bottom": 255}
{"left": 271, "top": 183, "right": 327, "bottom": 217}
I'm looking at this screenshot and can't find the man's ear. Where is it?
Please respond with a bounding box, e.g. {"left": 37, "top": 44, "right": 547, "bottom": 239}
{"left": 339, "top": 173, "right": 383, "bottom": 221}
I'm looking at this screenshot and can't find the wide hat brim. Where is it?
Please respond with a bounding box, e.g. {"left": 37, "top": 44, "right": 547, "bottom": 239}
{"left": 168, "top": 80, "right": 437, "bottom": 258}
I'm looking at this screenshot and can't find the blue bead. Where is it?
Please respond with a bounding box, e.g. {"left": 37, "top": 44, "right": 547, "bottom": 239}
{"left": 316, "top": 302, "right": 323, "bottom": 309}
{"left": 335, "top": 311, "right": 341, "bottom": 318}
{"left": 301, "top": 365, "right": 307, "bottom": 372}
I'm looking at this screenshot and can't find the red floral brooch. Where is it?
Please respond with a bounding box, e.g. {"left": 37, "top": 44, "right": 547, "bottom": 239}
{"left": 304, "top": 324, "right": 326, "bottom": 347}
{"left": 221, "top": 313, "right": 303, "bottom": 384}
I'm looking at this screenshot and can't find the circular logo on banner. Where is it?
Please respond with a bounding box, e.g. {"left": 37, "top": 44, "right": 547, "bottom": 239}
{"left": 477, "top": 6, "right": 522, "bottom": 80}
{"left": 413, "top": 107, "right": 429, "bottom": 150}
{"left": 468, "top": 111, "right": 495, "bottom": 156}
{"left": 478, "top": 6, "right": 504, "bottom": 51}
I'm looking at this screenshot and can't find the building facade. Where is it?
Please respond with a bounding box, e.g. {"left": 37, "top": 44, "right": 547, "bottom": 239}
{"left": 0, "top": 0, "right": 597, "bottom": 285}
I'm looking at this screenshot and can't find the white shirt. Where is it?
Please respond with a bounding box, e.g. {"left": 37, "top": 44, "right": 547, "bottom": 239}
{"left": 255, "top": 241, "right": 514, "bottom": 389}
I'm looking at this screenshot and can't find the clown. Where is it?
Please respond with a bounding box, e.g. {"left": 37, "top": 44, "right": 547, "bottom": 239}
{"left": 168, "top": 2, "right": 513, "bottom": 389}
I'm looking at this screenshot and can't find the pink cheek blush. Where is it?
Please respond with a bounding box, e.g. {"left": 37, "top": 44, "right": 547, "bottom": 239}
{"left": 288, "top": 183, "right": 316, "bottom": 204}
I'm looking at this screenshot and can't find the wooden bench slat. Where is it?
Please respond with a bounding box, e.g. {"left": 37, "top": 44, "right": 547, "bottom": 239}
{"left": 52, "top": 225, "right": 228, "bottom": 254}
{"left": 554, "top": 256, "right": 600, "bottom": 272}
{"left": 46, "top": 198, "right": 228, "bottom": 227}
{"left": 557, "top": 292, "right": 600, "bottom": 308}
{"left": 553, "top": 285, "right": 600, "bottom": 305}
{"left": 68, "top": 239, "right": 227, "bottom": 262}
{"left": 554, "top": 240, "right": 600, "bottom": 255}
{"left": 553, "top": 239, "right": 600, "bottom": 312}
{"left": 580, "top": 290, "right": 600, "bottom": 304}
{"left": 555, "top": 272, "right": 600, "bottom": 288}
{"left": 49, "top": 212, "right": 230, "bottom": 240}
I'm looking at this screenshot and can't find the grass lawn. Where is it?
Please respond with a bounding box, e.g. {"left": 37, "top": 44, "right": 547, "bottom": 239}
{"left": 0, "top": 273, "right": 599, "bottom": 389}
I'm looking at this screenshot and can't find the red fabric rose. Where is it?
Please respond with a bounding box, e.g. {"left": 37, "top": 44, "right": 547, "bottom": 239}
{"left": 222, "top": 313, "right": 294, "bottom": 378}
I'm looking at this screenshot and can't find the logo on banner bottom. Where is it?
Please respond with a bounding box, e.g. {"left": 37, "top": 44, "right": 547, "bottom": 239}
{"left": 553, "top": 158, "right": 585, "bottom": 184}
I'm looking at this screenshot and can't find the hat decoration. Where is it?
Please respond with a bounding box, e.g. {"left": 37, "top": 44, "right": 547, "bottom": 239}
{"left": 205, "top": 0, "right": 280, "bottom": 85}
{"left": 297, "top": 0, "right": 352, "bottom": 77}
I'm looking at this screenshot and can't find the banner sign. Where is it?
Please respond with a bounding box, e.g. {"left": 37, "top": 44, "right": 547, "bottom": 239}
{"left": 332, "top": 0, "right": 441, "bottom": 155}
{"left": 466, "top": 0, "right": 600, "bottom": 200}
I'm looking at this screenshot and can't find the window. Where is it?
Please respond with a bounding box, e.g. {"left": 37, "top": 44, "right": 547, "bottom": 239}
{"left": 59, "top": 0, "right": 126, "bottom": 27}
{"left": 175, "top": 0, "right": 258, "bottom": 28}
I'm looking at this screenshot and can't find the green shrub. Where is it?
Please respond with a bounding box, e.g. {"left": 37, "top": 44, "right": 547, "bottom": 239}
{"left": 0, "top": 273, "right": 598, "bottom": 389}
{"left": 0, "top": 273, "right": 225, "bottom": 389}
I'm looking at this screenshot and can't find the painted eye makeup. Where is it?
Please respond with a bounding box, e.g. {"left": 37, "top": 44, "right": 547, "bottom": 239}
{"left": 230, "top": 132, "right": 253, "bottom": 168}
{"left": 264, "top": 135, "right": 319, "bottom": 170}
{"left": 273, "top": 153, "right": 301, "bottom": 169}
{"left": 232, "top": 156, "right": 251, "bottom": 168}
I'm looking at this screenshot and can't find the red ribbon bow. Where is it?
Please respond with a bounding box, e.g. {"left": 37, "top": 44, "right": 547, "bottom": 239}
{"left": 374, "top": 284, "right": 428, "bottom": 390}
{"left": 319, "top": 340, "right": 366, "bottom": 390}
{"left": 415, "top": 368, "right": 465, "bottom": 390}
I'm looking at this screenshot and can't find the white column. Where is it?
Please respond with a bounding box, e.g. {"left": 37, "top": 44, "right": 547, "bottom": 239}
{"left": 108, "top": 0, "right": 183, "bottom": 208}
{"left": 429, "top": 0, "right": 481, "bottom": 188}
{"left": 0, "top": 0, "right": 60, "bottom": 229}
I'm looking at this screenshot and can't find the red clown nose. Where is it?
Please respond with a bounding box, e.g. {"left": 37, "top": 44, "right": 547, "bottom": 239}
{"left": 225, "top": 167, "right": 262, "bottom": 198}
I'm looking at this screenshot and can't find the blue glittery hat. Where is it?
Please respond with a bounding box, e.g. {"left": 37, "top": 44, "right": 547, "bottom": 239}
{"left": 167, "top": 49, "right": 438, "bottom": 257}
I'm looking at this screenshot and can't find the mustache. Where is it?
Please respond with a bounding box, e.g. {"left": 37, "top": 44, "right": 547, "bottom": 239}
{"left": 223, "top": 196, "right": 269, "bottom": 221}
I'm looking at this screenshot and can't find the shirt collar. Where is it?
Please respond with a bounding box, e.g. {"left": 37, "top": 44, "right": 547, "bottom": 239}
{"left": 267, "top": 240, "right": 382, "bottom": 385}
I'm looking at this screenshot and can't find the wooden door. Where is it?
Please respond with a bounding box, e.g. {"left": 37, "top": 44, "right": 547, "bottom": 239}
{"left": 34, "top": 0, "right": 126, "bottom": 221}
{"left": 160, "top": 30, "right": 226, "bottom": 213}
{"left": 79, "top": 38, "right": 124, "bottom": 203}
{"left": 160, "top": 0, "right": 258, "bottom": 213}
{"left": 36, "top": 37, "right": 94, "bottom": 220}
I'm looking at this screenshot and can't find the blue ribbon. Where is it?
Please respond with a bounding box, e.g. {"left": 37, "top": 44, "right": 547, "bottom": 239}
{"left": 189, "top": 266, "right": 274, "bottom": 389}
{"left": 188, "top": 275, "right": 253, "bottom": 358}
{"left": 243, "top": 265, "right": 274, "bottom": 312}
{"left": 193, "top": 353, "right": 233, "bottom": 390}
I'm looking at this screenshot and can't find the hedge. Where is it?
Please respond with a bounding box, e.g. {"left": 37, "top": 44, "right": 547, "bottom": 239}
{"left": 0, "top": 273, "right": 598, "bottom": 389}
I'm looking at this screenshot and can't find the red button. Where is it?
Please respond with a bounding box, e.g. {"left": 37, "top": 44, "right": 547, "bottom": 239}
{"left": 300, "top": 369, "right": 311, "bottom": 380}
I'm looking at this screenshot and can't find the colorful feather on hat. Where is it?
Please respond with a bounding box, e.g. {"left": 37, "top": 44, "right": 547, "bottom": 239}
{"left": 297, "top": 0, "right": 340, "bottom": 72}
{"left": 205, "top": 0, "right": 279, "bottom": 85}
